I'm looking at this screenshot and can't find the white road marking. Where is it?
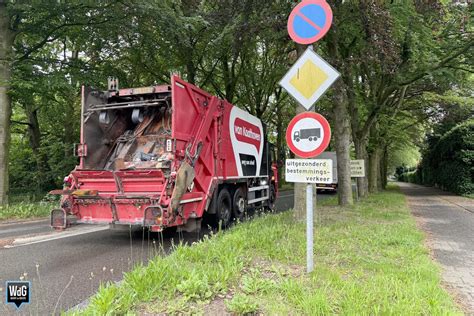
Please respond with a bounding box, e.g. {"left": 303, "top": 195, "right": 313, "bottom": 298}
{"left": 3, "top": 225, "right": 109, "bottom": 249}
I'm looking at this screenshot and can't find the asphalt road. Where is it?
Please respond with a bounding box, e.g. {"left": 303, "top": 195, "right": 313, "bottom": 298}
{"left": 0, "top": 190, "right": 332, "bottom": 315}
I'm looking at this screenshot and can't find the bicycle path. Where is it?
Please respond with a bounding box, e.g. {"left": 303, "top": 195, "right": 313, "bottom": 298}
{"left": 398, "top": 182, "right": 474, "bottom": 314}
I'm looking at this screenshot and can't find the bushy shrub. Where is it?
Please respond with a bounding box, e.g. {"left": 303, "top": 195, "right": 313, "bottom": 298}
{"left": 397, "top": 170, "right": 422, "bottom": 184}
{"left": 421, "top": 120, "right": 473, "bottom": 195}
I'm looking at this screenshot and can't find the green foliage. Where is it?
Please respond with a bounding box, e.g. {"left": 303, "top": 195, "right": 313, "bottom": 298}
{"left": 398, "top": 170, "right": 416, "bottom": 183}
{"left": 88, "top": 283, "right": 119, "bottom": 316}
{"left": 71, "top": 187, "right": 460, "bottom": 315}
{"left": 176, "top": 273, "right": 213, "bottom": 301}
{"left": 389, "top": 146, "right": 421, "bottom": 174}
{"left": 9, "top": 134, "right": 37, "bottom": 193}
{"left": 241, "top": 272, "right": 275, "bottom": 295}
{"left": 6, "top": 0, "right": 297, "bottom": 200}
{"left": 421, "top": 120, "right": 474, "bottom": 195}
{"left": 398, "top": 170, "right": 423, "bottom": 185}
{"left": 3, "top": 0, "right": 472, "bottom": 204}
{"left": 0, "top": 201, "right": 55, "bottom": 220}
{"left": 340, "top": 0, "right": 472, "bottom": 193}
{"left": 225, "top": 294, "right": 259, "bottom": 315}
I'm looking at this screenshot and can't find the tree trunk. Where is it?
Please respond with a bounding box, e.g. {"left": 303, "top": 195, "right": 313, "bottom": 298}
{"left": 346, "top": 68, "right": 368, "bottom": 200}
{"left": 25, "top": 106, "right": 51, "bottom": 192}
{"left": 332, "top": 81, "right": 353, "bottom": 206}
{"left": 276, "top": 107, "right": 284, "bottom": 188}
{"left": 186, "top": 56, "right": 196, "bottom": 85}
{"left": 368, "top": 148, "right": 381, "bottom": 193}
{"left": 325, "top": 20, "right": 353, "bottom": 206}
{"left": 63, "top": 100, "right": 76, "bottom": 155}
{"left": 368, "top": 122, "right": 382, "bottom": 193}
{"left": 293, "top": 44, "right": 317, "bottom": 221}
{"left": 381, "top": 146, "right": 389, "bottom": 189}
{"left": 377, "top": 148, "right": 384, "bottom": 191}
{"left": 65, "top": 50, "right": 79, "bottom": 155}
{"left": 0, "top": 1, "right": 13, "bottom": 205}
{"left": 293, "top": 106, "right": 310, "bottom": 221}
{"left": 26, "top": 107, "right": 41, "bottom": 153}
{"left": 354, "top": 138, "right": 369, "bottom": 198}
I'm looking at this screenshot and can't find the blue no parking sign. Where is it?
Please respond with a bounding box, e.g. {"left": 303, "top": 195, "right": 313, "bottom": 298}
{"left": 287, "top": 0, "right": 333, "bottom": 45}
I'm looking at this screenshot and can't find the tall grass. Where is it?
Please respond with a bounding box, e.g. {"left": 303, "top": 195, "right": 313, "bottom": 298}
{"left": 0, "top": 202, "right": 55, "bottom": 221}
{"left": 70, "top": 185, "right": 461, "bottom": 315}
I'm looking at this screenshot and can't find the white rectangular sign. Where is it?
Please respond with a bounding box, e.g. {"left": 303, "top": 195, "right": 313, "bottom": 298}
{"left": 350, "top": 160, "right": 365, "bottom": 177}
{"left": 285, "top": 159, "right": 333, "bottom": 184}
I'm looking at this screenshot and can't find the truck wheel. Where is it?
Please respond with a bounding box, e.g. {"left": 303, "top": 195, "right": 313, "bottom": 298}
{"left": 232, "top": 187, "right": 246, "bottom": 221}
{"left": 216, "top": 188, "right": 232, "bottom": 229}
{"left": 295, "top": 137, "right": 300, "bottom": 142}
{"left": 308, "top": 137, "right": 313, "bottom": 141}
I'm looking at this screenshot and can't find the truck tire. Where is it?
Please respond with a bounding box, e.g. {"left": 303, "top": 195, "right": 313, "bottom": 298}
{"left": 216, "top": 188, "right": 232, "bottom": 229}
{"left": 232, "top": 187, "right": 246, "bottom": 221}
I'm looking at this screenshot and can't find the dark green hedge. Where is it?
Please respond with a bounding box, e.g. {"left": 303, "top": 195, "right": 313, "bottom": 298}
{"left": 398, "top": 170, "right": 422, "bottom": 185}
{"left": 420, "top": 120, "right": 473, "bottom": 195}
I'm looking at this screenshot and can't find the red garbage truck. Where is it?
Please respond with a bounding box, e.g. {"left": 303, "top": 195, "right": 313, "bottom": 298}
{"left": 50, "top": 76, "right": 278, "bottom": 232}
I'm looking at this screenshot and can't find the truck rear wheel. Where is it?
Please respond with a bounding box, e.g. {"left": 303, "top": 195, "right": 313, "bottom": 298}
{"left": 216, "top": 188, "right": 232, "bottom": 229}
{"left": 232, "top": 187, "right": 246, "bottom": 221}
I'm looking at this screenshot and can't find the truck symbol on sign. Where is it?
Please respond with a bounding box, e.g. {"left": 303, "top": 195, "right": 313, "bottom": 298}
{"left": 294, "top": 128, "right": 321, "bottom": 142}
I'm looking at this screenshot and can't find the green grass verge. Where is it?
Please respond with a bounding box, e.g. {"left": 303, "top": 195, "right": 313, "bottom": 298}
{"left": 0, "top": 202, "right": 55, "bottom": 221}
{"left": 71, "top": 185, "right": 461, "bottom": 315}
{"left": 279, "top": 183, "right": 294, "bottom": 191}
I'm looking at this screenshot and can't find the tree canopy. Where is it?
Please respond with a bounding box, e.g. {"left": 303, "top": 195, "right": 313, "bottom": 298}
{"left": 0, "top": 0, "right": 472, "bottom": 204}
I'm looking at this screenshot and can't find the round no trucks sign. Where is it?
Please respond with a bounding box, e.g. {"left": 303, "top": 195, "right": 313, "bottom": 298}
{"left": 286, "top": 112, "right": 331, "bottom": 158}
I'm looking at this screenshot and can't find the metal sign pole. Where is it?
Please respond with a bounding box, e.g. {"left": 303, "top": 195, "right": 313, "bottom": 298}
{"left": 284, "top": 0, "right": 336, "bottom": 276}
{"left": 355, "top": 179, "right": 359, "bottom": 202}
{"left": 306, "top": 183, "right": 314, "bottom": 273}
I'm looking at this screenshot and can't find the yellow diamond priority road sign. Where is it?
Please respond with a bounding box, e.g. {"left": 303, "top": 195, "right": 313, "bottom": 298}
{"left": 279, "top": 47, "right": 340, "bottom": 110}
